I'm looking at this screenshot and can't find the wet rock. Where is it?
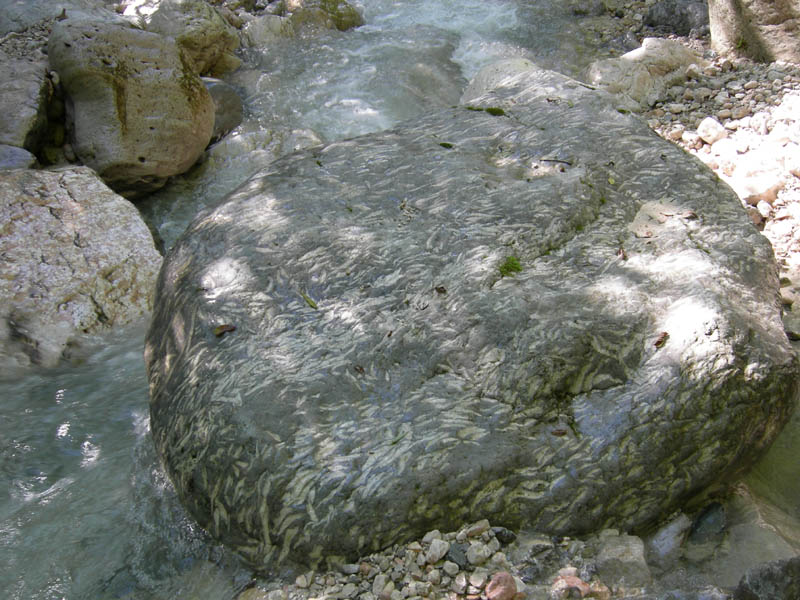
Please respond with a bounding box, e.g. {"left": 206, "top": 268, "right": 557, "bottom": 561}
{"left": 0, "top": 167, "right": 161, "bottom": 371}
{"left": 147, "top": 0, "right": 241, "bottom": 76}
{"left": 48, "top": 18, "right": 215, "bottom": 197}
{"left": 285, "top": 0, "right": 364, "bottom": 32}
{"left": 568, "top": 1, "right": 606, "bottom": 17}
{"left": 734, "top": 555, "right": 800, "bottom": 600}
{"left": 587, "top": 37, "right": 708, "bottom": 109}
{"left": 241, "top": 14, "right": 295, "bottom": 46}
{"left": 145, "top": 63, "right": 797, "bottom": 571}
{"left": 203, "top": 77, "right": 244, "bottom": 143}
{"left": 645, "top": 0, "right": 709, "bottom": 37}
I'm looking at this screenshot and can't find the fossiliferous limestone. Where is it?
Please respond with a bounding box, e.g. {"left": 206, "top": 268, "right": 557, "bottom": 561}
{"left": 145, "top": 63, "right": 798, "bottom": 572}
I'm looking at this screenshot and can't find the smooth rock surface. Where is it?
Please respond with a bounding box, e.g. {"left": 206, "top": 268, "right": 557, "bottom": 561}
{"left": 0, "top": 144, "right": 36, "bottom": 169}
{"left": 203, "top": 77, "right": 244, "bottom": 143}
{"left": 587, "top": 37, "right": 707, "bottom": 109}
{"left": 48, "top": 18, "right": 215, "bottom": 197}
{"left": 145, "top": 64, "right": 798, "bottom": 571}
{"left": 147, "top": 0, "right": 241, "bottom": 76}
{"left": 0, "top": 48, "right": 49, "bottom": 153}
{"left": 0, "top": 167, "right": 161, "bottom": 370}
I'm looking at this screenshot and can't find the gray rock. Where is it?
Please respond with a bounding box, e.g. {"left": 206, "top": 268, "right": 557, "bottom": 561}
{"left": 203, "top": 77, "right": 244, "bottom": 143}
{"left": 147, "top": 0, "right": 241, "bottom": 76}
{"left": 145, "top": 63, "right": 798, "bottom": 571}
{"left": 646, "top": 512, "right": 692, "bottom": 568}
{"left": 595, "top": 531, "right": 652, "bottom": 586}
{"left": 645, "top": 0, "right": 710, "bottom": 37}
{"left": 466, "top": 543, "right": 492, "bottom": 566}
{"left": 587, "top": 37, "right": 708, "bottom": 109}
{"left": 0, "top": 48, "right": 49, "bottom": 153}
{"left": 426, "top": 539, "right": 450, "bottom": 564}
{"left": 734, "top": 556, "right": 800, "bottom": 600}
{"left": 0, "top": 144, "right": 36, "bottom": 169}
{"left": 0, "top": 0, "right": 111, "bottom": 35}
{"left": 0, "top": 167, "right": 161, "bottom": 371}
{"left": 48, "top": 18, "right": 215, "bottom": 197}
{"left": 241, "top": 14, "right": 295, "bottom": 47}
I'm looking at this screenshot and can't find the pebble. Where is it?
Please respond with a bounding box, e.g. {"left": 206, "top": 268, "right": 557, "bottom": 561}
{"left": 443, "top": 561, "right": 460, "bottom": 576}
{"left": 426, "top": 539, "right": 450, "bottom": 564}
{"left": 697, "top": 116, "right": 727, "bottom": 144}
{"left": 466, "top": 542, "right": 493, "bottom": 565}
{"left": 486, "top": 571, "right": 517, "bottom": 600}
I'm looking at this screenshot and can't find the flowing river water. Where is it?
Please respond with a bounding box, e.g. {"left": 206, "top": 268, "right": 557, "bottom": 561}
{"left": 1, "top": 1, "right": 799, "bottom": 598}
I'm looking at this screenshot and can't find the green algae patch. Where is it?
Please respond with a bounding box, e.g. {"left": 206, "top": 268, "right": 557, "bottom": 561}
{"left": 464, "top": 106, "right": 507, "bottom": 117}
{"left": 499, "top": 256, "right": 523, "bottom": 277}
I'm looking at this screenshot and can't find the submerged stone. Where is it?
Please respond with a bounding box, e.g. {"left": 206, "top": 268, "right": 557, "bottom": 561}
{"left": 145, "top": 64, "right": 798, "bottom": 572}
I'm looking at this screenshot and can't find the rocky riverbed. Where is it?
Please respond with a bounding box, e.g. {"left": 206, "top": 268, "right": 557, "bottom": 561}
{"left": 2, "top": 1, "right": 799, "bottom": 599}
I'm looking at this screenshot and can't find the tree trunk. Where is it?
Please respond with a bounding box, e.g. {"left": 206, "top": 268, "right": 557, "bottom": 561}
{"left": 708, "top": 0, "right": 800, "bottom": 63}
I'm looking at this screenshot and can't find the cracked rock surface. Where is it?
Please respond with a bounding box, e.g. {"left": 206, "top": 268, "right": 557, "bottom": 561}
{"left": 0, "top": 166, "right": 162, "bottom": 371}
{"left": 145, "top": 64, "right": 798, "bottom": 572}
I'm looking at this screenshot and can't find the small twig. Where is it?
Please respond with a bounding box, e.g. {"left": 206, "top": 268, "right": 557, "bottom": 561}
{"left": 538, "top": 158, "right": 573, "bottom": 166}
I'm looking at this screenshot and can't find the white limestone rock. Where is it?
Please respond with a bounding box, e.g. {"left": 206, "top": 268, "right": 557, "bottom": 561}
{"left": 47, "top": 18, "right": 215, "bottom": 197}
{"left": 0, "top": 167, "right": 162, "bottom": 370}
{"left": 697, "top": 116, "right": 728, "bottom": 145}
{"left": 586, "top": 37, "right": 708, "bottom": 109}
{"left": 147, "top": 0, "right": 241, "bottom": 76}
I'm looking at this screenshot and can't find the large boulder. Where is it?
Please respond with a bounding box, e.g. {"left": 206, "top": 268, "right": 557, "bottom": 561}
{"left": 586, "top": 37, "right": 707, "bottom": 109}
{"left": 145, "top": 64, "right": 798, "bottom": 572}
{"left": 0, "top": 167, "right": 162, "bottom": 371}
{"left": 147, "top": 0, "right": 241, "bottom": 76}
{"left": 47, "top": 18, "right": 215, "bottom": 197}
{"left": 709, "top": 0, "right": 800, "bottom": 63}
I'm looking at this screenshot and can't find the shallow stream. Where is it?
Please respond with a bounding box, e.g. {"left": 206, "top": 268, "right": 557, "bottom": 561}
{"left": 1, "top": 1, "right": 798, "bottom": 598}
